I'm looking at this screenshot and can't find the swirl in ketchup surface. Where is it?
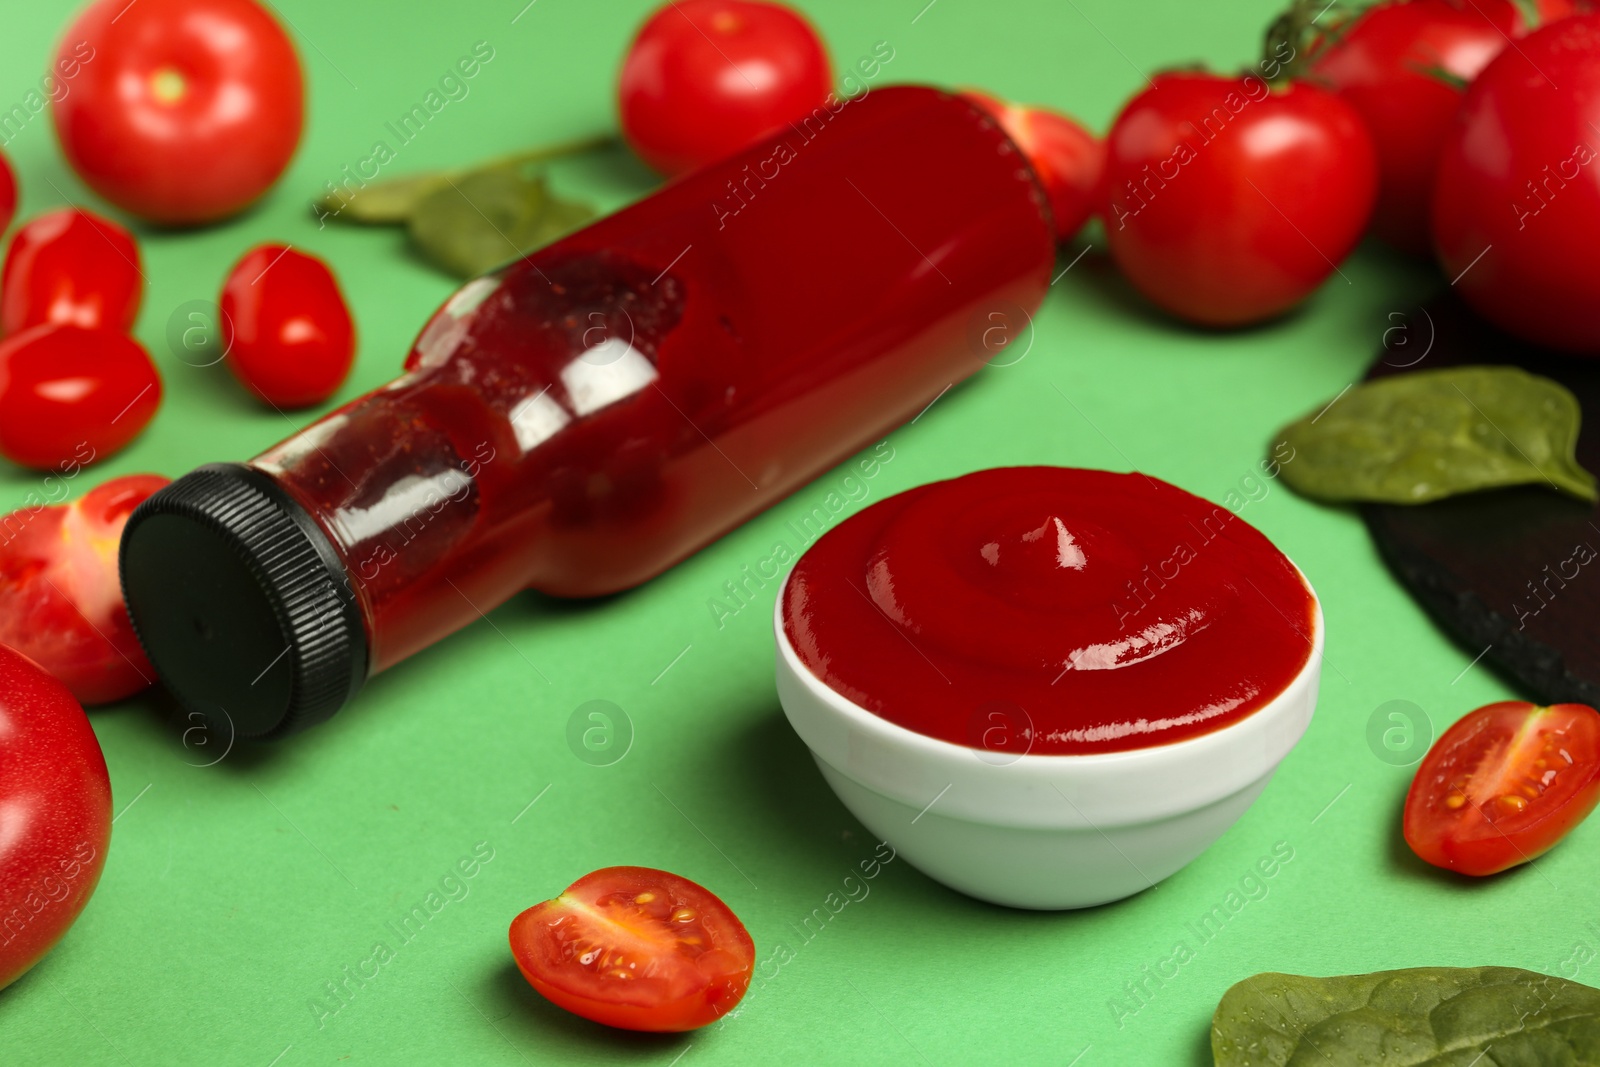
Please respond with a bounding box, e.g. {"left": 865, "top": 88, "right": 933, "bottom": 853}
{"left": 781, "top": 467, "right": 1316, "bottom": 755}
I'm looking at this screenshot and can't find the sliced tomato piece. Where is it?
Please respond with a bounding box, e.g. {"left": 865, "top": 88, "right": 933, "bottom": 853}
{"left": 1404, "top": 701, "right": 1600, "bottom": 876}
{"left": 0, "top": 473, "right": 168, "bottom": 704}
{"left": 509, "top": 866, "right": 754, "bottom": 1032}
{"left": 959, "top": 89, "right": 1104, "bottom": 242}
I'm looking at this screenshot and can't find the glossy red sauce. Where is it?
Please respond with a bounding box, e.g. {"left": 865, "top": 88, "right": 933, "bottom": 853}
{"left": 249, "top": 86, "right": 1053, "bottom": 672}
{"left": 782, "top": 467, "right": 1317, "bottom": 754}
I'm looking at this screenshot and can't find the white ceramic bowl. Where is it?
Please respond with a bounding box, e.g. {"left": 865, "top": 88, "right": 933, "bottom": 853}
{"left": 773, "top": 570, "right": 1323, "bottom": 910}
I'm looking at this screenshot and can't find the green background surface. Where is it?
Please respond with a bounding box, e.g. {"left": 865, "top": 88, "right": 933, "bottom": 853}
{"left": 0, "top": 1, "right": 1576, "bottom": 1064}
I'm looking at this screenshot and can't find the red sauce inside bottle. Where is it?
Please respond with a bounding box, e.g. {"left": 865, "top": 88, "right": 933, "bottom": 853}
{"left": 781, "top": 467, "right": 1317, "bottom": 754}
{"left": 248, "top": 87, "right": 1054, "bottom": 673}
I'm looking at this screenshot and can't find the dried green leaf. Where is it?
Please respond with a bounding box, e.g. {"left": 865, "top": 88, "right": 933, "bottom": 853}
{"left": 407, "top": 165, "right": 595, "bottom": 278}
{"left": 1212, "top": 967, "right": 1600, "bottom": 1066}
{"left": 407, "top": 166, "right": 539, "bottom": 277}
{"left": 1274, "top": 365, "right": 1598, "bottom": 505}
{"left": 313, "top": 135, "right": 615, "bottom": 230}
{"left": 510, "top": 188, "right": 596, "bottom": 256}
{"left": 317, "top": 172, "right": 451, "bottom": 225}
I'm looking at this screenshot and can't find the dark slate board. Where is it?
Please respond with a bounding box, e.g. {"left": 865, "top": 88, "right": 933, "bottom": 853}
{"left": 1360, "top": 295, "right": 1600, "bottom": 705}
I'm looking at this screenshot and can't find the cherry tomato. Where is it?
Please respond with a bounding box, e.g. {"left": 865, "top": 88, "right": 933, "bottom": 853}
{"left": 1, "top": 208, "right": 143, "bottom": 336}
{"left": 961, "top": 90, "right": 1104, "bottom": 242}
{"left": 1103, "top": 72, "right": 1376, "bottom": 327}
{"left": 1432, "top": 14, "right": 1600, "bottom": 354}
{"left": 0, "top": 474, "right": 166, "bottom": 705}
{"left": 619, "top": 0, "right": 833, "bottom": 176}
{"left": 509, "top": 866, "right": 755, "bottom": 1032}
{"left": 0, "top": 325, "right": 162, "bottom": 470}
{"left": 0, "top": 150, "right": 16, "bottom": 235}
{"left": 0, "top": 644, "right": 111, "bottom": 990}
{"left": 220, "top": 245, "right": 356, "bottom": 408}
{"left": 51, "top": 0, "right": 305, "bottom": 226}
{"left": 1405, "top": 701, "right": 1600, "bottom": 876}
{"left": 1305, "top": 0, "right": 1547, "bottom": 255}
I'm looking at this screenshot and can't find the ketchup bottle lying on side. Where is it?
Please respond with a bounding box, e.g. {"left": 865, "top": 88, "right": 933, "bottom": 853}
{"left": 119, "top": 85, "right": 1055, "bottom": 739}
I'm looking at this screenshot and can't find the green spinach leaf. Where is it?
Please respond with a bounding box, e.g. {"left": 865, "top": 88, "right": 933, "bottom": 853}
{"left": 407, "top": 166, "right": 595, "bottom": 279}
{"left": 317, "top": 172, "right": 450, "bottom": 225}
{"left": 312, "top": 136, "right": 612, "bottom": 276}
{"left": 1212, "top": 967, "right": 1600, "bottom": 1065}
{"left": 1273, "top": 366, "right": 1597, "bottom": 505}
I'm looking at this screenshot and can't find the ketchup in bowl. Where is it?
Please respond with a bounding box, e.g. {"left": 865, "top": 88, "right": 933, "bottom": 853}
{"left": 781, "top": 467, "right": 1316, "bottom": 755}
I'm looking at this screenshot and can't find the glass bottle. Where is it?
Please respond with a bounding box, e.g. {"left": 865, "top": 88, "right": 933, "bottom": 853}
{"left": 120, "top": 85, "right": 1055, "bottom": 738}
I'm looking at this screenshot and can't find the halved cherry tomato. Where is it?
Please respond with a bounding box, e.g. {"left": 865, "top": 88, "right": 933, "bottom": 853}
{"left": 0, "top": 474, "right": 167, "bottom": 705}
{"left": 51, "top": 0, "right": 305, "bottom": 225}
{"left": 618, "top": 0, "right": 834, "bottom": 176}
{"left": 1, "top": 208, "right": 143, "bottom": 336}
{"left": 0, "top": 325, "right": 162, "bottom": 470}
{"left": 1404, "top": 701, "right": 1600, "bottom": 876}
{"left": 961, "top": 90, "right": 1104, "bottom": 242}
{"left": 509, "top": 866, "right": 754, "bottom": 1032}
{"left": 219, "top": 244, "right": 356, "bottom": 408}
{"left": 0, "top": 644, "right": 111, "bottom": 990}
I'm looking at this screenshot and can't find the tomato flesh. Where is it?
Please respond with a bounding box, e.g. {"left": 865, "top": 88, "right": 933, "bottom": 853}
{"left": 1404, "top": 701, "right": 1600, "bottom": 876}
{"left": 0, "top": 474, "right": 167, "bottom": 704}
{"left": 509, "top": 866, "right": 754, "bottom": 1032}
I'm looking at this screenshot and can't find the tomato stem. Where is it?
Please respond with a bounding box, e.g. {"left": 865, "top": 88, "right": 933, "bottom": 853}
{"left": 1262, "top": 0, "right": 1381, "bottom": 82}
{"left": 1508, "top": 0, "right": 1542, "bottom": 29}
{"left": 480, "top": 133, "right": 623, "bottom": 175}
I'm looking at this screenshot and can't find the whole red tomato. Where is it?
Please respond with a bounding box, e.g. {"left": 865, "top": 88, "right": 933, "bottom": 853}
{"left": 1405, "top": 701, "right": 1600, "bottom": 875}
{"left": 1103, "top": 72, "right": 1377, "bottom": 327}
{"left": 220, "top": 245, "right": 356, "bottom": 408}
{"left": 619, "top": 0, "right": 834, "bottom": 176}
{"left": 0, "top": 645, "right": 111, "bottom": 990}
{"left": 1433, "top": 15, "right": 1600, "bottom": 353}
{"left": 961, "top": 90, "right": 1104, "bottom": 242}
{"left": 1306, "top": 0, "right": 1580, "bottom": 255}
{"left": 0, "top": 474, "right": 167, "bottom": 705}
{"left": 0, "top": 150, "right": 15, "bottom": 235}
{"left": 51, "top": 0, "right": 304, "bottom": 226}
{"left": 0, "top": 325, "right": 162, "bottom": 469}
{"left": 1, "top": 208, "right": 142, "bottom": 336}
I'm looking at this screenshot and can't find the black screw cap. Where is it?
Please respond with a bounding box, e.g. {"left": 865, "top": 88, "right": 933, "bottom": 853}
{"left": 119, "top": 463, "right": 368, "bottom": 739}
